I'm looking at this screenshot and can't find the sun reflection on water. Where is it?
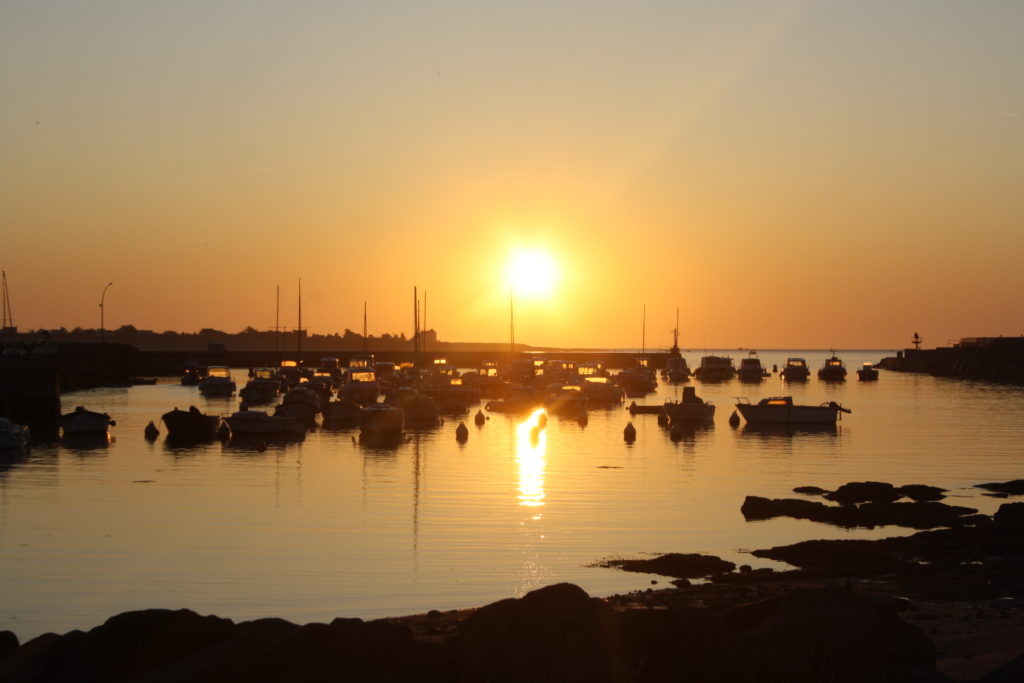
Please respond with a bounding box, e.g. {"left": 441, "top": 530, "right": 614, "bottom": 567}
{"left": 516, "top": 409, "right": 547, "bottom": 507}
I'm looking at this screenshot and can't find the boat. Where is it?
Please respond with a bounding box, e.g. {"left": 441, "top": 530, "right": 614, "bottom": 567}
{"left": 857, "top": 362, "right": 879, "bottom": 381}
{"left": 274, "top": 386, "right": 321, "bottom": 422}
{"left": 693, "top": 355, "right": 736, "bottom": 382}
{"left": 736, "top": 352, "right": 769, "bottom": 382}
{"left": 198, "top": 366, "right": 236, "bottom": 397}
{"left": 61, "top": 406, "right": 115, "bottom": 436}
{"left": 338, "top": 367, "right": 381, "bottom": 405}
{"left": 359, "top": 404, "right": 404, "bottom": 436}
{"left": 161, "top": 406, "right": 221, "bottom": 441}
{"left": 239, "top": 368, "right": 281, "bottom": 404}
{"left": 322, "top": 400, "right": 362, "bottom": 426}
{"left": 181, "top": 366, "right": 204, "bottom": 386}
{"left": 579, "top": 376, "right": 624, "bottom": 405}
{"left": 817, "top": 353, "right": 847, "bottom": 381}
{"left": 546, "top": 386, "right": 589, "bottom": 417}
{"left": 224, "top": 410, "right": 305, "bottom": 438}
{"left": 661, "top": 309, "right": 691, "bottom": 382}
{"left": 780, "top": 358, "right": 811, "bottom": 381}
{"left": 734, "top": 396, "right": 850, "bottom": 425}
{"left": 0, "top": 418, "right": 30, "bottom": 450}
{"left": 662, "top": 386, "right": 715, "bottom": 423}
{"left": 393, "top": 392, "right": 442, "bottom": 428}
{"left": 628, "top": 401, "right": 664, "bottom": 415}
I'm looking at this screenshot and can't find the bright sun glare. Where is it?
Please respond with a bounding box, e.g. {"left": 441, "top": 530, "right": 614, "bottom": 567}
{"left": 507, "top": 248, "right": 558, "bottom": 298}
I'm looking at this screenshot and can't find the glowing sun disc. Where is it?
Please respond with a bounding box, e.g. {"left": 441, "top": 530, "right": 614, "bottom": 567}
{"left": 508, "top": 249, "right": 558, "bottom": 298}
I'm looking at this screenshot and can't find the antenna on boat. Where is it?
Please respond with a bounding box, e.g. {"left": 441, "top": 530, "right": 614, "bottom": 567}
{"left": 1, "top": 271, "right": 14, "bottom": 335}
{"left": 672, "top": 307, "right": 679, "bottom": 351}
{"left": 275, "top": 285, "right": 280, "bottom": 362}
{"left": 912, "top": 331, "right": 922, "bottom": 350}
{"left": 297, "top": 277, "right": 302, "bottom": 365}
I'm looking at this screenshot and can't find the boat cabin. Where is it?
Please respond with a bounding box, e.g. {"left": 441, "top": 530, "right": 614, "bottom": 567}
{"left": 347, "top": 368, "right": 377, "bottom": 383}
{"left": 207, "top": 366, "right": 231, "bottom": 379}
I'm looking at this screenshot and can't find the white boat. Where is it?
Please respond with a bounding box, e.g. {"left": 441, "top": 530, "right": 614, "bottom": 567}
{"left": 734, "top": 396, "right": 850, "bottom": 425}
{"left": 0, "top": 418, "right": 30, "bottom": 450}
{"left": 61, "top": 406, "right": 115, "bottom": 436}
{"left": 359, "top": 404, "right": 404, "bottom": 435}
{"left": 198, "top": 366, "right": 236, "bottom": 397}
{"left": 224, "top": 410, "right": 305, "bottom": 437}
{"left": 780, "top": 358, "right": 810, "bottom": 381}
{"left": 662, "top": 386, "right": 715, "bottom": 423}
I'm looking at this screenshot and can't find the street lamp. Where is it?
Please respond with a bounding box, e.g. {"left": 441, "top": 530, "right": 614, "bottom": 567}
{"left": 99, "top": 282, "right": 113, "bottom": 343}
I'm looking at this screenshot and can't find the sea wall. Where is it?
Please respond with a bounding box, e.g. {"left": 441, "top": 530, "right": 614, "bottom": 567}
{"left": 880, "top": 337, "right": 1024, "bottom": 385}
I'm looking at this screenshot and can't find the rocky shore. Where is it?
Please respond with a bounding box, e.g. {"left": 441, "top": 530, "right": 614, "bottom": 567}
{"left": 2, "top": 480, "right": 1022, "bottom": 682}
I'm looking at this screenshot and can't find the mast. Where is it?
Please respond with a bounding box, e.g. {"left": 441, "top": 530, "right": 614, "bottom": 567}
{"left": 509, "top": 289, "right": 515, "bottom": 355}
{"left": 297, "top": 277, "right": 302, "bottom": 364}
{"left": 363, "top": 300, "right": 368, "bottom": 354}
{"left": 641, "top": 304, "right": 646, "bottom": 357}
{"left": 413, "top": 286, "right": 419, "bottom": 361}
{"left": 1, "top": 271, "right": 13, "bottom": 332}
{"left": 423, "top": 290, "right": 427, "bottom": 354}
{"left": 275, "top": 285, "right": 281, "bottom": 362}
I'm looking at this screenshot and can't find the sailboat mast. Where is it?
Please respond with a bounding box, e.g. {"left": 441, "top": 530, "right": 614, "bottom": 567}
{"left": 509, "top": 289, "right": 515, "bottom": 355}
{"left": 363, "top": 301, "right": 368, "bottom": 354}
{"left": 1, "top": 271, "right": 12, "bottom": 331}
{"left": 413, "top": 286, "right": 419, "bottom": 359}
{"left": 423, "top": 291, "right": 427, "bottom": 354}
{"left": 297, "top": 277, "right": 302, "bottom": 364}
{"left": 275, "top": 285, "right": 280, "bottom": 360}
{"left": 641, "top": 304, "right": 646, "bottom": 357}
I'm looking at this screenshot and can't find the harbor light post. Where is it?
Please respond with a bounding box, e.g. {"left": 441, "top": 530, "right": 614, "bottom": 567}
{"left": 99, "top": 282, "right": 113, "bottom": 344}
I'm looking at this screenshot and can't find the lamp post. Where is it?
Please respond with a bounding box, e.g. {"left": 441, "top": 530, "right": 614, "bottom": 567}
{"left": 99, "top": 282, "right": 113, "bottom": 344}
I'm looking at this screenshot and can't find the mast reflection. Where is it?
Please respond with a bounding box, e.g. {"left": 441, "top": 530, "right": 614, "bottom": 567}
{"left": 516, "top": 409, "right": 547, "bottom": 507}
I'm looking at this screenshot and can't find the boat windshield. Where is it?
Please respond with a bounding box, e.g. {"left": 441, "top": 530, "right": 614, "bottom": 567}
{"left": 349, "top": 369, "right": 377, "bottom": 382}
{"left": 787, "top": 359, "right": 807, "bottom": 367}
{"left": 208, "top": 366, "right": 231, "bottom": 378}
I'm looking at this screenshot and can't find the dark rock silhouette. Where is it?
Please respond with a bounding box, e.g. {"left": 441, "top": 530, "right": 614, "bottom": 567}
{"left": 600, "top": 553, "right": 736, "bottom": 579}
{"left": 824, "top": 481, "right": 901, "bottom": 505}
{"left": 741, "top": 495, "right": 979, "bottom": 529}
{"left": 976, "top": 479, "right": 1024, "bottom": 497}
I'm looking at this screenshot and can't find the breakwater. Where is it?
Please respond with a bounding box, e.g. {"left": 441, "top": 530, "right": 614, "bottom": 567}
{"left": 880, "top": 336, "right": 1024, "bottom": 385}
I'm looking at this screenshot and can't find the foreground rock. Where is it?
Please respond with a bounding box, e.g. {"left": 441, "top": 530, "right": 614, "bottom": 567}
{"left": 596, "top": 553, "right": 736, "bottom": 579}
{"left": 975, "top": 479, "right": 1024, "bottom": 497}
{"left": 741, "top": 494, "right": 980, "bottom": 529}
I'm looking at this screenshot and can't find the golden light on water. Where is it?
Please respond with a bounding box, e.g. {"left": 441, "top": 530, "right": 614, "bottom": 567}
{"left": 516, "top": 409, "right": 547, "bottom": 507}
{"left": 507, "top": 248, "right": 558, "bottom": 299}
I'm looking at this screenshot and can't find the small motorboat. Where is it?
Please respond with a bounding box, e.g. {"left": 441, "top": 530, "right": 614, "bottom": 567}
{"left": 693, "top": 356, "right": 736, "bottom": 382}
{"left": 628, "top": 401, "right": 664, "bottom": 415}
{"left": 161, "top": 406, "right": 222, "bottom": 441}
{"left": 274, "top": 386, "right": 321, "bottom": 422}
{"left": 734, "top": 396, "right": 850, "bottom": 426}
{"left": 0, "top": 418, "right": 30, "bottom": 450}
{"left": 198, "top": 366, "right": 236, "bottom": 397}
{"left": 780, "top": 358, "right": 811, "bottom": 381}
{"left": 736, "top": 352, "right": 769, "bottom": 382}
{"left": 359, "top": 404, "right": 404, "bottom": 436}
{"left": 224, "top": 410, "right": 305, "bottom": 438}
{"left": 239, "top": 368, "right": 282, "bottom": 404}
{"left": 857, "top": 363, "right": 879, "bottom": 381}
{"left": 61, "top": 406, "right": 115, "bottom": 436}
{"left": 323, "top": 400, "right": 362, "bottom": 426}
{"left": 662, "top": 386, "right": 715, "bottom": 423}
{"left": 817, "top": 353, "right": 847, "bottom": 381}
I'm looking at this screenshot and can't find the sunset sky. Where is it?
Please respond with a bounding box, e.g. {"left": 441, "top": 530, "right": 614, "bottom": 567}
{"left": 2, "top": 1, "right": 1021, "bottom": 349}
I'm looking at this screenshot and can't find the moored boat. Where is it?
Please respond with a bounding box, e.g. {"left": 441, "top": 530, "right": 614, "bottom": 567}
{"left": 662, "top": 386, "right": 715, "bottom": 423}
{"left": 198, "top": 366, "right": 236, "bottom": 397}
{"left": 61, "top": 406, "right": 115, "bottom": 436}
{"left": 161, "top": 406, "right": 221, "bottom": 441}
{"left": 817, "top": 353, "right": 847, "bottom": 381}
{"left": 0, "top": 418, "right": 30, "bottom": 450}
{"left": 736, "top": 352, "right": 769, "bottom": 382}
{"left": 224, "top": 410, "right": 305, "bottom": 438}
{"left": 857, "top": 362, "right": 879, "bottom": 381}
{"left": 734, "top": 396, "right": 850, "bottom": 425}
{"left": 274, "top": 386, "right": 321, "bottom": 422}
{"left": 239, "top": 368, "right": 281, "bottom": 404}
{"left": 693, "top": 355, "right": 735, "bottom": 382}
{"left": 780, "top": 358, "right": 810, "bottom": 381}
{"left": 359, "top": 404, "right": 404, "bottom": 435}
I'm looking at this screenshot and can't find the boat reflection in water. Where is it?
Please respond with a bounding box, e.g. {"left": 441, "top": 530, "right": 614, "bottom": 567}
{"left": 517, "top": 409, "right": 547, "bottom": 508}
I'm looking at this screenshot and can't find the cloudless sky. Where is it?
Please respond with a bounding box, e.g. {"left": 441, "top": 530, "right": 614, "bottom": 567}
{"left": 2, "top": 0, "right": 1021, "bottom": 348}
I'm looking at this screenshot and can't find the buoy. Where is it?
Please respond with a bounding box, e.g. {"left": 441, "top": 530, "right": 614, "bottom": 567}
{"left": 537, "top": 412, "right": 548, "bottom": 429}
{"left": 670, "top": 423, "right": 684, "bottom": 442}
{"left": 256, "top": 441, "right": 267, "bottom": 452}
{"left": 729, "top": 410, "right": 741, "bottom": 428}
{"left": 623, "top": 421, "right": 636, "bottom": 442}
{"left": 455, "top": 422, "right": 469, "bottom": 442}
{"left": 474, "top": 410, "right": 486, "bottom": 426}
{"left": 144, "top": 421, "right": 159, "bottom": 440}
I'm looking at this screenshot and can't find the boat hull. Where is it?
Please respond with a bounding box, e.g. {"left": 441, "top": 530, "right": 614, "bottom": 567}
{"left": 663, "top": 402, "right": 716, "bottom": 423}
{"left": 224, "top": 411, "right": 305, "bottom": 437}
{"left": 61, "top": 407, "right": 114, "bottom": 436}
{"left": 735, "top": 403, "right": 841, "bottom": 425}
{"left": 161, "top": 407, "right": 221, "bottom": 440}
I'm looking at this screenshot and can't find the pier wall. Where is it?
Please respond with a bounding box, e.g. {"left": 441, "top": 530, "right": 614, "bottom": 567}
{"left": 880, "top": 337, "right": 1024, "bottom": 385}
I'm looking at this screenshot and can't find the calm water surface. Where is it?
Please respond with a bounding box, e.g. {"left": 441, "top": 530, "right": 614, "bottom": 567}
{"left": 3, "top": 350, "right": 1023, "bottom": 639}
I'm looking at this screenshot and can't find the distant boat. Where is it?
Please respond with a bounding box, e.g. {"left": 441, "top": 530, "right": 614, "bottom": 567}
{"left": 62, "top": 406, "right": 115, "bottom": 436}
{"left": 323, "top": 400, "right": 362, "bottom": 426}
{"left": 161, "top": 406, "right": 221, "bottom": 441}
{"left": 817, "top": 353, "right": 847, "bottom": 382}
{"left": 239, "top": 368, "right": 281, "bottom": 404}
{"left": 359, "top": 404, "right": 404, "bottom": 436}
{"left": 661, "top": 308, "right": 690, "bottom": 382}
{"left": 198, "top": 366, "right": 236, "bottom": 397}
{"left": 736, "top": 352, "right": 769, "bottom": 382}
{"left": 734, "top": 396, "right": 850, "bottom": 426}
{"left": 663, "top": 386, "right": 716, "bottom": 423}
{"left": 856, "top": 362, "right": 879, "bottom": 381}
{"left": 693, "top": 355, "right": 735, "bottom": 382}
{"left": 780, "top": 358, "right": 810, "bottom": 382}
{"left": 274, "top": 386, "right": 321, "bottom": 422}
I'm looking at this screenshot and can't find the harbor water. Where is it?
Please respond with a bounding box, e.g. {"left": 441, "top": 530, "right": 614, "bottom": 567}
{"left": 2, "top": 349, "right": 1023, "bottom": 640}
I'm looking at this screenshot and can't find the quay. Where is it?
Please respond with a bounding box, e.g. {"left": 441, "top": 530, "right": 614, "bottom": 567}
{"left": 880, "top": 336, "right": 1024, "bottom": 385}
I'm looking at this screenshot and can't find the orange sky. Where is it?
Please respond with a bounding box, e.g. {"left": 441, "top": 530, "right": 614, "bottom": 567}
{"left": 2, "top": 1, "right": 1022, "bottom": 349}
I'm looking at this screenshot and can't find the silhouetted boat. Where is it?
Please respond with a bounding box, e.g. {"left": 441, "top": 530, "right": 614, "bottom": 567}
{"left": 224, "top": 410, "right": 305, "bottom": 438}
{"left": 661, "top": 308, "right": 690, "bottom": 382}
{"left": 579, "top": 376, "right": 624, "bottom": 405}
{"left": 857, "top": 362, "right": 879, "bottom": 381}
{"left": 323, "top": 400, "right": 362, "bottom": 426}
{"left": 61, "top": 406, "right": 115, "bottom": 436}
{"left": 817, "top": 353, "right": 847, "bottom": 381}
{"left": 198, "top": 366, "right": 236, "bottom": 396}
{"left": 693, "top": 355, "right": 735, "bottom": 382}
{"left": 239, "top": 368, "right": 281, "bottom": 404}
{"left": 359, "top": 404, "right": 404, "bottom": 435}
{"left": 275, "top": 386, "right": 321, "bottom": 421}
{"left": 662, "top": 386, "right": 715, "bottom": 423}
{"left": 338, "top": 367, "right": 381, "bottom": 405}
{"left": 737, "top": 352, "right": 769, "bottom": 382}
{"left": 161, "top": 406, "right": 221, "bottom": 441}
{"left": 734, "top": 396, "right": 850, "bottom": 425}
{"left": 780, "top": 358, "right": 810, "bottom": 381}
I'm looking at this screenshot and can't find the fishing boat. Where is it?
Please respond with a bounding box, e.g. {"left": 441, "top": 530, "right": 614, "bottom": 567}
{"left": 61, "top": 406, "right": 115, "bottom": 436}
{"left": 198, "top": 366, "right": 236, "bottom": 397}
{"left": 817, "top": 353, "right": 848, "bottom": 381}
{"left": 161, "top": 406, "right": 221, "bottom": 441}
{"left": 736, "top": 351, "right": 768, "bottom": 382}
{"left": 0, "top": 418, "right": 30, "bottom": 450}
{"left": 693, "top": 355, "right": 736, "bottom": 382}
{"left": 359, "top": 404, "right": 404, "bottom": 436}
{"left": 780, "top": 358, "right": 811, "bottom": 381}
{"left": 661, "top": 309, "right": 691, "bottom": 382}
{"left": 734, "top": 396, "right": 850, "bottom": 425}
{"left": 662, "top": 386, "right": 715, "bottom": 423}
{"left": 224, "top": 410, "right": 305, "bottom": 438}
{"left": 857, "top": 362, "right": 879, "bottom": 381}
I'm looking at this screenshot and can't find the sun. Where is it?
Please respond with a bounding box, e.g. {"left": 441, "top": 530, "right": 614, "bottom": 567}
{"left": 507, "top": 248, "right": 558, "bottom": 298}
